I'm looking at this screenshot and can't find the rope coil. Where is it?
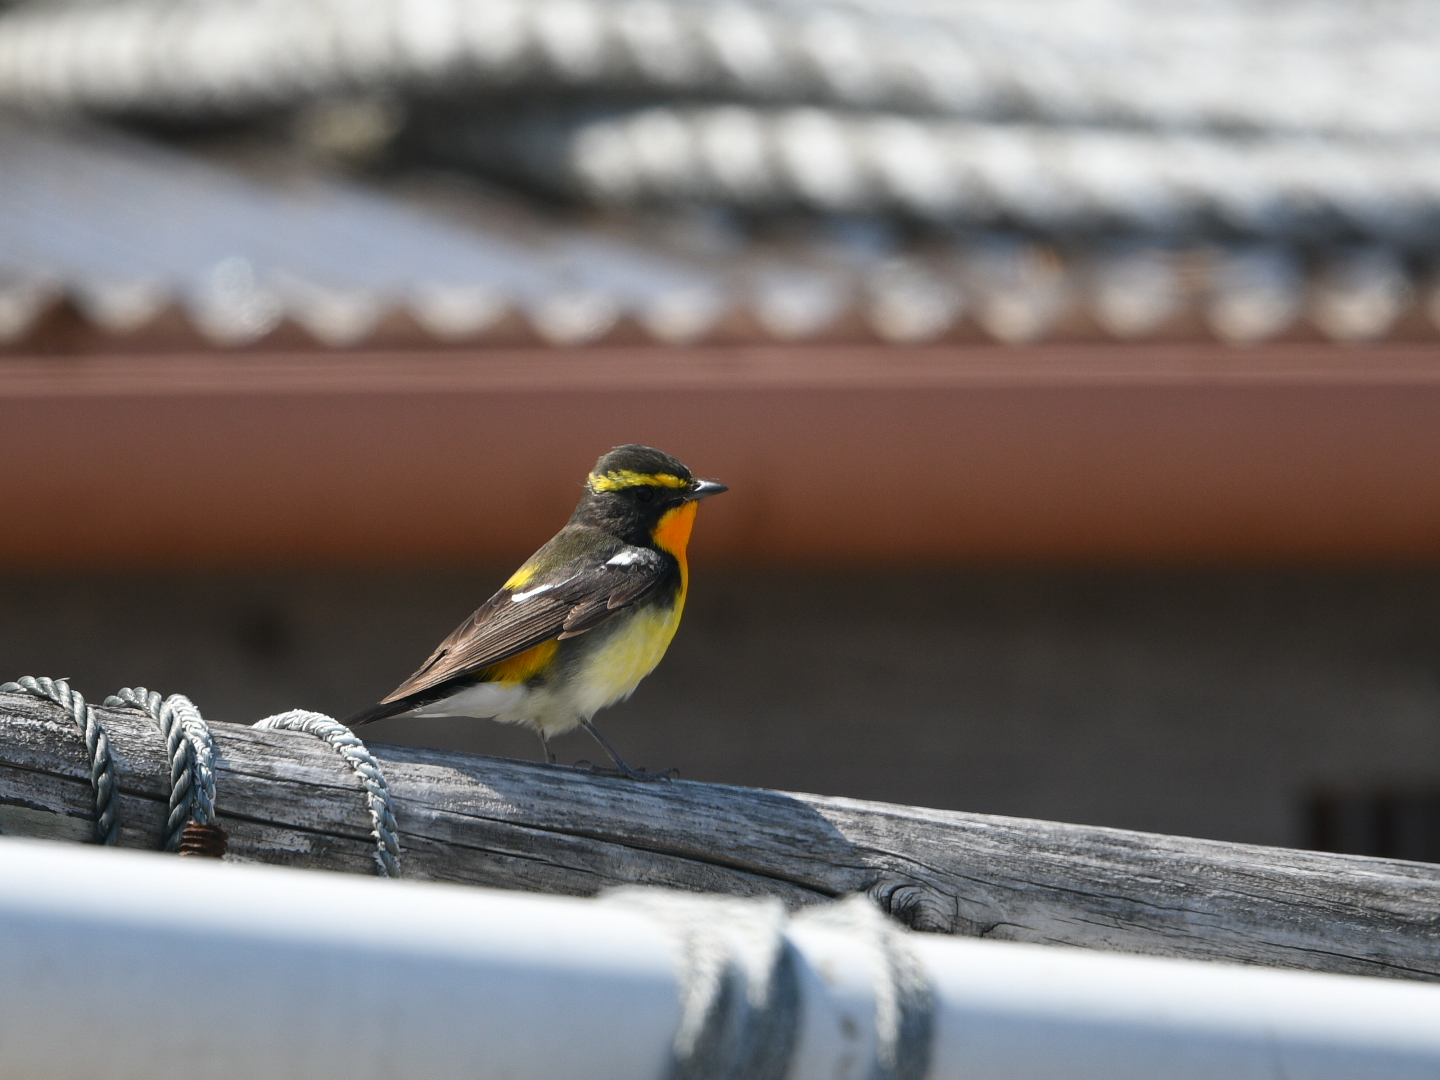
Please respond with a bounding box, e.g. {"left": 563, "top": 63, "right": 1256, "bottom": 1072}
{"left": 253, "top": 710, "right": 402, "bottom": 878}
{"left": 104, "top": 687, "right": 218, "bottom": 853}
{"left": 1, "top": 676, "right": 120, "bottom": 845}
{"left": 799, "top": 894, "right": 934, "bottom": 1080}
{"left": 603, "top": 890, "right": 933, "bottom": 1080}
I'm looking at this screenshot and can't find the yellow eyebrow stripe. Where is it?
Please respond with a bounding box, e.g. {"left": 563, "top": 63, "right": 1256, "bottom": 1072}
{"left": 588, "top": 470, "right": 690, "bottom": 492}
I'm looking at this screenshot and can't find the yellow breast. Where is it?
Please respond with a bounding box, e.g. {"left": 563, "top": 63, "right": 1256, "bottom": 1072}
{"left": 576, "top": 600, "right": 686, "bottom": 712}
{"left": 572, "top": 500, "right": 697, "bottom": 713}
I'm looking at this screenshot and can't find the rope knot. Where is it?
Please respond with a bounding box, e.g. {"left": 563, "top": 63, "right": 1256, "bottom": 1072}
{"left": 3, "top": 676, "right": 119, "bottom": 845}
{"left": 106, "top": 686, "right": 220, "bottom": 853}
{"left": 253, "top": 710, "right": 401, "bottom": 877}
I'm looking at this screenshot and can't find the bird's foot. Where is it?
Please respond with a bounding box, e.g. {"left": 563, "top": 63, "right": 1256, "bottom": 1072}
{"left": 575, "top": 759, "right": 678, "bottom": 782}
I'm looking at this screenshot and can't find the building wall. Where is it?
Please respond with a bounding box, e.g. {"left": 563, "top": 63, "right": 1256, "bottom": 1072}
{"left": 5, "top": 567, "right": 1440, "bottom": 850}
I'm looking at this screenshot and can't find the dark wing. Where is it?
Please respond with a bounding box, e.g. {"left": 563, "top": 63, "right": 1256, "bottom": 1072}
{"left": 379, "top": 544, "right": 671, "bottom": 704}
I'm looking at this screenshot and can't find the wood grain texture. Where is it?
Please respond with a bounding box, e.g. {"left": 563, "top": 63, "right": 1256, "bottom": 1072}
{"left": 2, "top": 689, "right": 1438, "bottom": 979}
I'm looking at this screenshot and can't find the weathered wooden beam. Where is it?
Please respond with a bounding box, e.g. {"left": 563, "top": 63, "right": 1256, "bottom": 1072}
{"left": 2, "top": 689, "right": 1437, "bottom": 981}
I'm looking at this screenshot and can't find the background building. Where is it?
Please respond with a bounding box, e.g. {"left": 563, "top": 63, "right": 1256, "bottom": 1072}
{"left": 3, "top": 0, "right": 1440, "bottom": 858}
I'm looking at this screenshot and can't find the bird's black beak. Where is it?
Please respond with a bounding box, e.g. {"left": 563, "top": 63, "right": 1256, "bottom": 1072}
{"left": 687, "top": 479, "right": 728, "bottom": 501}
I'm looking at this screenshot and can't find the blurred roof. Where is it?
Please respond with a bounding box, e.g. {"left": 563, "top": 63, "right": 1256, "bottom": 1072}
{"left": 0, "top": 118, "right": 746, "bottom": 348}
{"left": 2, "top": 115, "right": 1437, "bottom": 350}
{"left": 2, "top": 0, "right": 1437, "bottom": 138}
{"left": 2, "top": 0, "right": 1440, "bottom": 351}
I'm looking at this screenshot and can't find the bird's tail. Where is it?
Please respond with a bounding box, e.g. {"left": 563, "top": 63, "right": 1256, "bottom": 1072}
{"left": 341, "top": 698, "right": 411, "bottom": 728}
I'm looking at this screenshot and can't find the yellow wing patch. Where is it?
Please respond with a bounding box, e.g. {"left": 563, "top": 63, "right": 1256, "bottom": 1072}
{"left": 588, "top": 470, "right": 690, "bottom": 493}
{"left": 503, "top": 563, "right": 539, "bottom": 589}
{"left": 480, "top": 638, "right": 559, "bottom": 685}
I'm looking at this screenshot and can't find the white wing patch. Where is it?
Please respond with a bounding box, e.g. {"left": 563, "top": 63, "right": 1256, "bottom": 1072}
{"left": 512, "top": 580, "right": 561, "bottom": 602}
{"left": 606, "top": 548, "right": 648, "bottom": 567}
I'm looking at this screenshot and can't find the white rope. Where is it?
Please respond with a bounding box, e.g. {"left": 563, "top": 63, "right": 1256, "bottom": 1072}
{"left": 794, "top": 894, "right": 933, "bottom": 1080}
{"left": 104, "top": 687, "right": 217, "bottom": 852}
{"left": 1, "top": 676, "right": 120, "bottom": 845}
{"left": 603, "top": 890, "right": 932, "bottom": 1080}
{"left": 606, "top": 892, "right": 799, "bottom": 1080}
{"left": 3, "top": 678, "right": 393, "bottom": 866}
{"left": 253, "top": 710, "right": 402, "bottom": 877}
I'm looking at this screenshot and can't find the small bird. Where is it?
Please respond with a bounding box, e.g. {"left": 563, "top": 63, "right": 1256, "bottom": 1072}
{"left": 344, "top": 445, "right": 727, "bottom": 779}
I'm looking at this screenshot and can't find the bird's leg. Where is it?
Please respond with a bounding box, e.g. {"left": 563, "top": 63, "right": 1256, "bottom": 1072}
{"left": 580, "top": 719, "right": 676, "bottom": 782}
{"left": 538, "top": 731, "right": 556, "bottom": 765}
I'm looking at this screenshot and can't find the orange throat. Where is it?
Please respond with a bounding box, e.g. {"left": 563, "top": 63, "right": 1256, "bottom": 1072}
{"left": 652, "top": 501, "right": 698, "bottom": 590}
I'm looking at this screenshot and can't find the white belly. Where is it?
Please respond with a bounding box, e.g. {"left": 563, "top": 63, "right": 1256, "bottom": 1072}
{"left": 408, "top": 681, "right": 528, "bottom": 721}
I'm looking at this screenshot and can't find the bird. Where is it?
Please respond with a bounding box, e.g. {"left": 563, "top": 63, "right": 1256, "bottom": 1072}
{"left": 344, "top": 444, "right": 727, "bottom": 780}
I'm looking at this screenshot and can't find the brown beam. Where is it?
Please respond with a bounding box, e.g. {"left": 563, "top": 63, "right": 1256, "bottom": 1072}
{"left": 3, "top": 343, "right": 1440, "bottom": 568}
{"left": 6, "top": 342, "right": 1440, "bottom": 397}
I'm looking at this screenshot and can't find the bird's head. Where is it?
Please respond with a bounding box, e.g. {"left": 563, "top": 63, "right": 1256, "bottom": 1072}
{"left": 573, "top": 444, "right": 727, "bottom": 550}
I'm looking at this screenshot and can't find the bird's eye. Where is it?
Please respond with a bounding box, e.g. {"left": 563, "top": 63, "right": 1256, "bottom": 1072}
{"left": 635, "top": 487, "right": 655, "bottom": 503}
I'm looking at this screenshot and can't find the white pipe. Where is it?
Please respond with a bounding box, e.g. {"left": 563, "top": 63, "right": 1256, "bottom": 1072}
{"left": 0, "top": 837, "right": 1437, "bottom": 1080}
{"left": 918, "top": 935, "right": 1440, "bottom": 1080}
{"left": 0, "top": 839, "right": 682, "bottom": 1080}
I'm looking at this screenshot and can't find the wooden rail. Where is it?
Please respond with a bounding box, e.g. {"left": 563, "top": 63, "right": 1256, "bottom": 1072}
{"left": 2, "top": 689, "right": 1437, "bottom": 980}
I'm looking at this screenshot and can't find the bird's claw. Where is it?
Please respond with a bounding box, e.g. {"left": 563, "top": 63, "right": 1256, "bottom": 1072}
{"left": 576, "top": 759, "right": 678, "bottom": 782}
